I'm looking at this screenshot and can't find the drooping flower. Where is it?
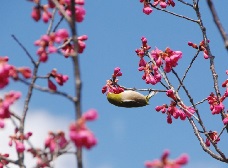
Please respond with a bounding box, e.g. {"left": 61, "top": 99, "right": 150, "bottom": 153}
{"left": 0, "top": 153, "right": 9, "bottom": 167}
{"left": 45, "top": 131, "right": 68, "bottom": 153}
{"left": 205, "top": 131, "right": 220, "bottom": 147}
{"left": 69, "top": 109, "right": 98, "bottom": 149}
{"left": 139, "top": 1, "right": 153, "bottom": 15}
{"left": 145, "top": 150, "right": 188, "bottom": 168}
{"left": 47, "top": 69, "right": 68, "bottom": 90}
{"left": 102, "top": 67, "right": 124, "bottom": 94}
{"left": 9, "top": 130, "right": 32, "bottom": 153}
{"left": 35, "top": 29, "right": 70, "bottom": 62}
{"left": 223, "top": 114, "right": 228, "bottom": 125}
{"left": 207, "top": 92, "right": 225, "bottom": 115}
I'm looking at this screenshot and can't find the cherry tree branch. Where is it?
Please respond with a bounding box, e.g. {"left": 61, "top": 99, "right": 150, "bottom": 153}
{"left": 149, "top": 3, "right": 199, "bottom": 23}
{"left": 189, "top": 118, "right": 228, "bottom": 162}
{"left": 47, "top": 8, "right": 57, "bottom": 34}
{"left": 67, "top": 0, "right": 83, "bottom": 167}
{"left": 207, "top": 0, "right": 228, "bottom": 51}
{"left": 18, "top": 78, "right": 75, "bottom": 102}
{"left": 193, "top": 1, "right": 227, "bottom": 124}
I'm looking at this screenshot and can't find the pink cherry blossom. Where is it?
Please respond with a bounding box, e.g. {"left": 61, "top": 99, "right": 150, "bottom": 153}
{"left": 35, "top": 29, "right": 70, "bottom": 62}
{"left": 75, "top": 6, "right": 86, "bottom": 22}
{"left": 50, "top": 69, "right": 69, "bottom": 86}
{"left": 143, "top": 5, "right": 153, "bottom": 15}
{"left": 78, "top": 35, "right": 88, "bottom": 53}
{"left": 0, "top": 153, "right": 9, "bottom": 167}
{"left": 31, "top": 6, "right": 41, "bottom": 21}
{"left": 69, "top": 109, "right": 98, "bottom": 149}
{"left": 222, "top": 114, "right": 228, "bottom": 125}
{"left": 15, "top": 141, "right": 25, "bottom": 153}
{"left": 139, "top": 1, "right": 153, "bottom": 15}
{"left": 9, "top": 131, "right": 32, "bottom": 154}
{"left": 17, "top": 67, "right": 32, "bottom": 79}
{"left": 207, "top": 93, "right": 225, "bottom": 115}
{"left": 48, "top": 79, "right": 57, "bottom": 91}
{"left": 205, "top": 131, "right": 220, "bottom": 147}
{"left": 30, "top": 2, "right": 52, "bottom": 23}
{"left": 83, "top": 109, "right": 98, "bottom": 121}
{"left": 113, "top": 67, "right": 122, "bottom": 78}
{"left": 166, "top": 89, "right": 176, "bottom": 100}
{"left": 145, "top": 150, "right": 188, "bottom": 168}
{"left": 102, "top": 67, "right": 125, "bottom": 94}
{"left": 45, "top": 131, "right": 68, "bottom": 153}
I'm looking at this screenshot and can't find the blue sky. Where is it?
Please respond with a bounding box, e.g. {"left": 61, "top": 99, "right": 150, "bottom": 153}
{"left": 0, "top": 0, "right": 228, "bottom": 168}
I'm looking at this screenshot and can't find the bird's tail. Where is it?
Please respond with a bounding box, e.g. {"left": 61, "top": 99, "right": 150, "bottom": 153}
{"left": 146, "top": 90, "right": 158, "bottom": 101}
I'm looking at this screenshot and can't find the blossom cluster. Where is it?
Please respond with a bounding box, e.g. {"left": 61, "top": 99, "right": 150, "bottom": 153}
{"left": 207, "top": 75, "right": 228, "bottom": 125}
{"left": 151, "top": 47, "right": 182, "bottom": 73}
{"left": 207, "top": 93, "right": 225, "bottom": 115}
{"left": 30, "top": 0, "right": 86, "bottom": 23}
{"left": 34, "top": 29, "right": 69, "bottom": 62}
{"left": 27, "top": 131, "right": 68, "bottom": 167}
{"left": 31, "top": 0, "right": 88, "bottom": 62}
{"left": 69, "top": 109, "right": 98, "bottom": 149}
{"left": 9, "top": 130, "right": 33, "bottom": 153}
{"left": 202, "top": 71, "right": 228, "bottom": 147}
{"left": 205, "top": 131, "right": 220, "bottom": 147}
{"left": 0, "top": 91, "right": 21, "bottom": 128}
{"left": 139, "top": 0, "right": 175, "bottom": 15}
{"left": 145, "top": 150, "right": 188, "bottom": 168}
{"left": 61, "top": 35, "right": 88, "bottom": 57}
{"left": 35, "top": 30, "right": 88, "bottom": 61}
{"left": 135, "top": 37, "right": 182, "bottom": 85}
{"left": 155, "top": 90, "right": 195, "bottom": 124}
{"left": 0, "top": 56, "right": 32, "bottom": 88}
{"left": 0, "top": 153, "right": 9, "bottom": 168}
{"left": 48, "top": 69, "right": 69, "bottom": 91}
{"left": 102, "top": 67, "right": 124, "bottom": 94}
{"left": 45, "top": 131, "right": 68, "bottom": 153}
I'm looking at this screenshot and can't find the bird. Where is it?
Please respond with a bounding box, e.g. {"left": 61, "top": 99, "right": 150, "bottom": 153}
{"left": 106, "top": 90, "right": 157, "bottom": 108}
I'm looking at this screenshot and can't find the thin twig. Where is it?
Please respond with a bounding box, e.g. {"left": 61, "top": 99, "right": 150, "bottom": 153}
{"left": 123, "top": 87, "right": 167, "bottom": 93}
{"left": 177, "top": 0, "right": 193, "bottom": 7}
{"left": 177, "top": 49, "right": 200, "bottom": 92}
{"left": 53, "top": 16, "right": 64, "bottom": 32}
{"left": 149, "top": 3, "right": 199, "bottom": 23}
{"left": 194, "top": 98, "right": 207, "bottom": 106}
{"left": 171, "top": 69, "right": 199, "bottom": 121}
{"left": 19, "top": 62, "right": 39, "bottom": 167}
{"left": 217, "top": 125, "right": 227, "bottom": 140}
{"left": 47, "top": 8, "right": 57, "bottom": 34}
{"left": 11, "top": 35, "right": 36, "bottom": 66}
{"left": 0, "top": 156, "right": 18, "bottom": 165}
{"left": 57, "top": 37, "right": 72, "bottom": 50}
{"left": 18, "top": 78, "right": 75, "bottom": 102}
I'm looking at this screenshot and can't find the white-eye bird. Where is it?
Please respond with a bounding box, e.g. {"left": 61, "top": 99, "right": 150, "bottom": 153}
{"left": 107, "top": 90, "right": 157, "bottom": 108}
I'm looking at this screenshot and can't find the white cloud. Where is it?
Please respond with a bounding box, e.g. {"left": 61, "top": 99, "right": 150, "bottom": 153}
{"left": 0, "top": 108, "right": 77, "bottom": 168}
